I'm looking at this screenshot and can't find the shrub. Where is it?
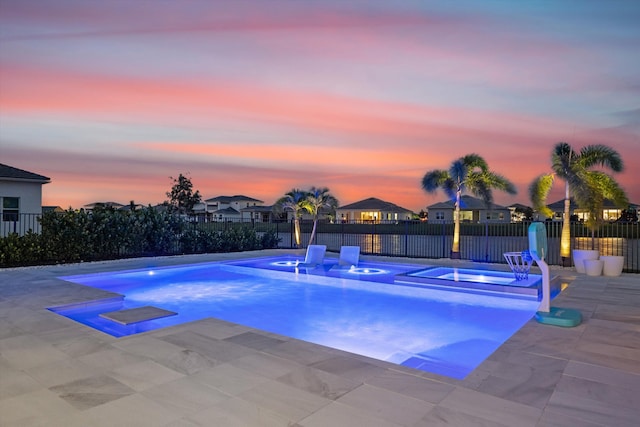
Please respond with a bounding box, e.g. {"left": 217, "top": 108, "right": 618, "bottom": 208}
{"left": 0, "top": 207, "right": 277, "bottom": 267}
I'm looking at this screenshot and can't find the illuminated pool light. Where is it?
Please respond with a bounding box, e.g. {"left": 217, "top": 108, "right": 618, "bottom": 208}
{"left": 270, "top": 260, "right": 299, "bottom": 267}
{"left": 345, "top": 266, "right": 389, "bottom": 275}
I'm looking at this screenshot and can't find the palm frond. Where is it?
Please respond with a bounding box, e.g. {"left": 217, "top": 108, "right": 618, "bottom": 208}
{"left": 449, "top": 159, "right": 467, "bottom": 186}
{"left": 460, "top": 153, "right": 488, "bottom": 173}
{"left": 486, "top": 172, "right": 517, "bottom": 195}
{"left": 421, "top": 170, "right": 449, "bottom": 193}
{"left": 579, "top": 144, "right": 624, "bottom": 172}
{"left": 529, "top": 174, "right": 554, "bottom": 217}
{"left": 586, "top": 171, "right": 629, "bottom": 207}
{"left": 551, "top": 142, "right": 575, "bottom": 177}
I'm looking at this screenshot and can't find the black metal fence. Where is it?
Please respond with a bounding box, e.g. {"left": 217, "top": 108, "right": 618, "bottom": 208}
{"left": 267, "top": 219, "right": 639, "bottom": 273}
{"left": 3, "top": 214, "right": 639, "bottom": 273}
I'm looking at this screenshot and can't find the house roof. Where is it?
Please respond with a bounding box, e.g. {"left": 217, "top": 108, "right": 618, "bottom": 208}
{"left": 205, "top": 195, "right": 263, "bottom": 203}
{"left": 214, "top": 207, "right": 240, "bottom": 215}
{"left": 0, "top": 163, "right": 50, "bottom": 183}
{"left": 427, "top": 195, "right": 508, "bottom": 210}
{"left": 338, "top": 197, "right": 413, "bottom": 213}
{"left": 241, "top": 205, "right": 274, "bottom": 212}
{"left": 84, "top": 202, "right": 125, "bottom": 209}
{"left": 508, "top": 203, "right": 531, "bottom": 210}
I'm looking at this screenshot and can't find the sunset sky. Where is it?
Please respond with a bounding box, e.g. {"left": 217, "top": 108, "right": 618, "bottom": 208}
{"left": 1, "top": 0, "right": 639, "bottom": 212}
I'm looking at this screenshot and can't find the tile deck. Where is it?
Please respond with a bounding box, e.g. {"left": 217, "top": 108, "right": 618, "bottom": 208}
{"left": 1, "top": 249, "right": 639, "bottom": 426}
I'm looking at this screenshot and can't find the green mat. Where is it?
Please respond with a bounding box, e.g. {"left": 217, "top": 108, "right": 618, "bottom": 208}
{"left": 535, "top": 307, "right": 582, "bottom": 327}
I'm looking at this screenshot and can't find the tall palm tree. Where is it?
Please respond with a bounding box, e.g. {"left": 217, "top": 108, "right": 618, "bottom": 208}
{"left": 529, "top": 142, "right": 627, "bottom": 261}
{"left": 306, "top": 186, "right": 338, "bottom": 245}
{"left": 422, "top": 154, "right": 517, "bottom": 259}
{"left": 274, "top": 189, "right": 310, "bottom": 248}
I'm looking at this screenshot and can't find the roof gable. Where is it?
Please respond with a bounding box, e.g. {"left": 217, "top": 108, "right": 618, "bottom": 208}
{"left": 205, "top": 195, "right": 263, "bottom": 203}
{"left": 339, "top": 197, "right": 413, "bottom": 212}
{"left": 0, "top": 163, "right": 50, "bottom": 183}
{"left": 214, "top": 207, "right": 240, "bottom": 214}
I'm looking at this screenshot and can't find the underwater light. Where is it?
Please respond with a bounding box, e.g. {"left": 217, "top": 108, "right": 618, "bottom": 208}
{"left": 271, "top": 260, "right": 299, "bottom": 267}
{"left": 346, "top": 267, "right": 388, "bottom": 275}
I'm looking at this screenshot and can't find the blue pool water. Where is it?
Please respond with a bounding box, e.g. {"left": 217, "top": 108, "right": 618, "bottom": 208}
{"left": 52, "top": 256, "right": 541, "bottom": 379}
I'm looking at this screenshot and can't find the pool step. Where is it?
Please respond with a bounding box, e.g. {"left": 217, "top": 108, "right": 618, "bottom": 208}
{"left": 99, "top": 306, "right": 177, "bottom": 325}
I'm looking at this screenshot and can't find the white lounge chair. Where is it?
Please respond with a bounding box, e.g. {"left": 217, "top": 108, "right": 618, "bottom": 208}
{"left": 298, "top": 245, "right": 326, "bottom": 268}
{"left": 334, "top": 246, "right": 360, "bottom": 269}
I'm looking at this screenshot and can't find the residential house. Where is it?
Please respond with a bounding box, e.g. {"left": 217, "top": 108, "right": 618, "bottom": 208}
{"left": 83, "top": 202, "right": 126, "bottom": 212}
{"left": 42, "top": 206, "right": 64, "bottom": 214}
{"left": 544, "top": 198, "right": 639, "bottom": 222}
{"left": 336, "top": 197, "right": 414, "bottom": 223}
{"left": 427, "top": 195, "right": 511, "bottom": 223}
{"left": 0, "top": 163, "right": 51, "bottom": 236}
{"left": 194, "top": 195, "right": 265, "bottom": 222}
{"left": 242, "top": 205, "right": 279, "bottom": 223}
{"left": 507, "top": 203, "right": 533, "bottom": 222}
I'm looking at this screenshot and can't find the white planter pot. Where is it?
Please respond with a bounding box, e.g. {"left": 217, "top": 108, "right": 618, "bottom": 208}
{"left": 584, "top": 259, "right": 604, "bottom": 276}
{"left": 601, "top": 255, "right": 624, "bottom": 277}
{"left": 573, "top": 250, "right": 600, "bottom": 274}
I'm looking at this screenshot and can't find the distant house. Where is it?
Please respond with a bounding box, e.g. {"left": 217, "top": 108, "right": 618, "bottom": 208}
{"left": 427, "top": 195, "right": 511, "bottom": 223}
{"left": 242, "top": 205, "right": 279, "bottom": 223}
{"left": 193, "top": 195, "right": 265, "bottom": 222}
{"left": 544, "top": 198, "right": 639, "bottom": 222}
{"left": 42, "top": 206, "right": 64, "bottom": 214}
{"left": 336, "top": 197, "right": 414, "bottom": 223}
{"left": 83, "top": 201, "right": 125, "bottom": 212}
{"left": 507, "top": 203, "right": 533, "bottom": 222}
{"left": 118, "top": 203, "right": 145, "bottom": 212}
{"left": 0, "top": 163, "right": 51, "bottom": 236}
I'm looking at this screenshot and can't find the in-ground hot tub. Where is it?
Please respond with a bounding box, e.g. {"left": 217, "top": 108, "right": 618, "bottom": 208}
{"left": 394, "top": 266, "right": 559, "bottom": 298}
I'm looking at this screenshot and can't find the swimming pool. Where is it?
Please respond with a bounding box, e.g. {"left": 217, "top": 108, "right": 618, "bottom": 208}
{"left": 52, "top": 256, "right": 541, "bottom": 379}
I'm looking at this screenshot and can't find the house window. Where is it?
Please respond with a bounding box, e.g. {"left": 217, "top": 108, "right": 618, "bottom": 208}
{"left": 2, "top": 197, "right": 19, "bottom": 221}
{"left": 360, "top": 212, "right": 378, "bottom": 221}
{"left": 435, "top": 212, "right": 445, "bottom": 220}
{"left": 603, "top": 209, "right": 621, "bottom": 221}
{"left": 485, "top": 212, "right": 503, "bottom": 221}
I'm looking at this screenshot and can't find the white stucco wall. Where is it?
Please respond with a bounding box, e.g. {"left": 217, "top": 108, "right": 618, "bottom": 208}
{"left": 1, "top": 180, "right": 44, "bottom": 236}
{"left": 1, "top": 180, "right": 43, "bottom": 214}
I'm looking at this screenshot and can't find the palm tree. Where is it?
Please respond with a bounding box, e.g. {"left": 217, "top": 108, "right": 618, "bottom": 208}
{"left": 274, "top": 189, "right": 311, "bottom": 248}
{"left": 422, "top": 154, "right": 517, "bottom": 259}
{"left": 529, "top": 142, "right": 627, "bottom": 261}
{"left": 306, "top": 186, "right": 338, "bottom": 245}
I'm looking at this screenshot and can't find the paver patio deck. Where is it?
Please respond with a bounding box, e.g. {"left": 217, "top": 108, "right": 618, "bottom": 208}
{"left": 1, "top": 249, "right": 639, "bottom": 426}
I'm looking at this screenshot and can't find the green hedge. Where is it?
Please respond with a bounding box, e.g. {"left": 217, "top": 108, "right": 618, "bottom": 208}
{"left": 0, "top": 207, "right": 280, "bottom": 268}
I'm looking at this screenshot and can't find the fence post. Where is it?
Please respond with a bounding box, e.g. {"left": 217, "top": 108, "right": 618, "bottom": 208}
{"left": 484, "top": 222, "right": 489, "bottom": 262}
{"left": 441, "top": 221, "right": 446, "bottom": 258}
{"left": 404, "top": 220, "right": 409, "bottom": 257}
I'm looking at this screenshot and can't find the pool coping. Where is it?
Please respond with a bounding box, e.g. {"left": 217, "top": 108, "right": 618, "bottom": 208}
{"left": 1, "top": 249, "right": 639, "bottom": 426}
